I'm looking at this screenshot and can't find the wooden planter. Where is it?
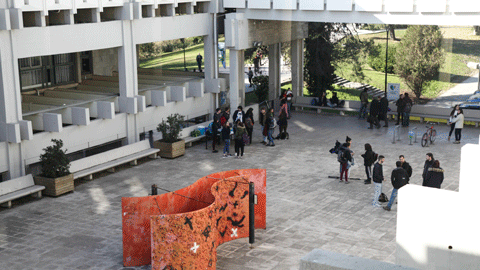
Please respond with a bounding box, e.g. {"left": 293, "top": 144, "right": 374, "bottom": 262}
{"left": 34, "top": 174, "right": 74, "bottom": 197}
{"left": 154, "top": 139, "right": 185, "bottom": 159}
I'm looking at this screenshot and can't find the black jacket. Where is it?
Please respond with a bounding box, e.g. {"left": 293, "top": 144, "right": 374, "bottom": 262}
{"left": 320, "top": 96, "right": 328, "bottom": 106}
{"left": 221, "top": 126, "right": 231, "bottom": 141}
{"left": 370, "top": 99, "right": 380, "bottom": 116}
{"left": 339, "top": 147, "right": 353, "bottom": 163}
{"left": 372, "top": 162, "right": 384, "bottom": 183}
{"left": 395, "top": 98, "right": 406, "bottom": 113}
{"left": 422, "top": 159, "right": 435, "bottom": 182}
{"left": 391, "top": 167, "right": 409, "bottom": 189}
{"left": 330, "top": 96, "right": 339, "bottom": 105}
{"left": 232, "top": 110, "right": 244, "bottom": 123}
{"left": 259, "top": 113, "right": 266, "bottom": 126}
{"left": 360, "top": 91, "right": 369, "bottom": 105}
{"left": 380, "top": 97, "right": 389, "bottom": 114}
{"left": 423, "top": 167, "right": 444, "bottom": 189}
{"left": 361, "top": 150, "right": 376, "bottom": 166}
{"left": 401, "top": 161, "right": 413, "bottom": 179}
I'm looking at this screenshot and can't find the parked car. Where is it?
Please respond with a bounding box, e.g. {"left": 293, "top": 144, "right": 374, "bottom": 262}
{"left": 460, "top": 90, "right": 480, "bottom": 110}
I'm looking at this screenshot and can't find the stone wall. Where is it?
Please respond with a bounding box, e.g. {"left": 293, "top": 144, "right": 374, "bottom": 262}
{"left": 93, "top": 48, "right": 118, "bottom": 76}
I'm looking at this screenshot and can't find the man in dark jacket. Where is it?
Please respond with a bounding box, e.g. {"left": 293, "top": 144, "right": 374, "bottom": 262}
{"left": 265, "top": 108, "right": 275, "bottom": 147}
{"left": 399, "top": 155, "right": 413, "bottom": 181}
{"left": 422, "top": 153, "right": 435, "bottom": 186}
{"left": 359, "top": 87, "right": 369, "bottom": 119}
{"left": 424, "top": 160, "right": 444, "bottom": 189}
{"left": 368, "top": 96, "right": 381, "bottom": 129}
{"left": 384, "top": 161, "right": 409, "bottom": 211}
{"left": 372, "top": 155, "right": 385, "bottom": 207}
{"left": 259, "top": 107, "right": 267, "bottom": 144}
{"left": 232, "top": 106, "right": 244, "bottom": 124}
{"left": 395, "top": 94, "right": 405, "bottom": 125}
{"left": 379, "top": 95, "right": 389, "bottom": 127}
{"left": 212, "top": 108, "right": 222, "bottom": 153}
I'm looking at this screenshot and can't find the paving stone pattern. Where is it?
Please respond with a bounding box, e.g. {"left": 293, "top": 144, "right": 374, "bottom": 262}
{"left": 0, "top": 111, "right": 474, "bottom": 270}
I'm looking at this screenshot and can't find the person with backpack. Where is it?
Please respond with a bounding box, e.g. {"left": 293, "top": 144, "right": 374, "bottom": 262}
{"left": 402, "top": 93, "right": 413, "bottom": 127}
{"left": 234, "top": 121, "right": 246, "bottom": 158}
{"left": 359, "top": 87, "right": 369, "bottom": 119}
{"left": 383, "top": 161, "right": 409, "bottom": 211}
{"left": 244, "top": 108, "right": 255, "bottom": 145}
{"left": 265, "top": 108, "right": 276, "bottom": 147}
{"left": 372, "top": 155, "right": 385, "bottom": 208}
{"left": 338, "top": 142, "right": 353, "bottom": 184}
{"left": 361, "top": 143, "right": 376, "bottom": 184}
{"left": 220, "top": 107, "right": 230, "bottom": 128}
{"left": 399, "top": 155, "right": 412, "bottom": 181}
{"left": 276, "top": 99, "right": 289, "bottom": 140}
{"left": 222, "top": 122, "right": 231, "bottom": 158}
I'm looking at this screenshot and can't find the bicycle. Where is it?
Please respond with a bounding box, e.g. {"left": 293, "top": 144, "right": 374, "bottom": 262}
{"left": 421, "top": 123, "right": 437, "bottom": 147}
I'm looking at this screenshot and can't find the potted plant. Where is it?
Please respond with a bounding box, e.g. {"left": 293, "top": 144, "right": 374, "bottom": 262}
{"left": 154, "top": 114, "right": 186, "bottom": 158}
{"left": 34, "top": 139, "right": 74, "bottom": 196}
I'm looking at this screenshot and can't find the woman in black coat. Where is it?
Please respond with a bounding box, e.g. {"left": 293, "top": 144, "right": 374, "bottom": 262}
{"left": 424, "top": 160, "right": 444, "bottom": 189}
{"left": 361, "top": 143, "right": 376, "bottom": 184}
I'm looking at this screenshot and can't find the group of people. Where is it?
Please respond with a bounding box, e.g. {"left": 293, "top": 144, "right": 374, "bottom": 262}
{"left": 313, "top": 91, "right": 346, "bottom": 108}
{"left": 448, "top": 105, "right": 464, "bottom": 144}
{"left": 336, "top": 136, "right": 445, "bottom": 211}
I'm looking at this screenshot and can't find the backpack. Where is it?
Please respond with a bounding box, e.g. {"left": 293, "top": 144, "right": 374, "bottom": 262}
{"left": 337, "top": 149, "right": 347, "bottom": 163}
{"left": 329, "top": 140, "right": 341, "bottom": 154}
{"left": 270, "top": 117, "right": 277, "bottom": 129}
{"left": 379, "top": 193, "right": 389, "bottom": 203}
{"left": 245, "top": 117, "right": 253, "bottom": 129}
{"left": 242, "top": 133, "right": 250, "bottom": 145}
{"left": 373, "top": 152, "right": 379, "bottom": 162}
{"left": 404, "top": 102, "right": 412, "bottom": 113}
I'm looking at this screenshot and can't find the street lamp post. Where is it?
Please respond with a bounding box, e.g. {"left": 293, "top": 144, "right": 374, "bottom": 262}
{"left": 181, "top": 38, "right": 187, "bottom": 71}
{"left": 385, "top": 28, "right": 389, "bottom": 96}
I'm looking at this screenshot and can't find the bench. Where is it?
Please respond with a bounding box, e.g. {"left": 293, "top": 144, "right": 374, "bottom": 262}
{"left": 69, "top": 140, "right": 160, "bottom": 180}
{"left": 293, "top": 98, "right": 363, "bottom": 116}
{"left": 184, "top": 135, "right": 206, "bottom": 147}
{"left": 0, "top": 174, "right": 45, "bottom": 208}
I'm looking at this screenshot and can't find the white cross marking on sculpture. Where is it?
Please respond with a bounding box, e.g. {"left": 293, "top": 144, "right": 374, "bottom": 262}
{"left": 191, "top": 242, "right": 200, "bottom": 253}
{"left": 231, "top": 228, "right": 238, "bottom": 237}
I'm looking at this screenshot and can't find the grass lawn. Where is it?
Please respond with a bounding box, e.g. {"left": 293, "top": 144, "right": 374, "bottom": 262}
{"left": 337, "top": 26, "right": 480, "bottom": 100}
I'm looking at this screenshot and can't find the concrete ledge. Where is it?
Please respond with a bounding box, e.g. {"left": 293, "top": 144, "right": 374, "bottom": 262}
{"left": 300, "top": 249, "right": 418, "bottom": 270}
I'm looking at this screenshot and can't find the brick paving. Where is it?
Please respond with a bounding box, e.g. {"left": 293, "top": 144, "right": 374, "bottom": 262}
{"left": 0, "top": 111, "right": 475, "bottom": 270}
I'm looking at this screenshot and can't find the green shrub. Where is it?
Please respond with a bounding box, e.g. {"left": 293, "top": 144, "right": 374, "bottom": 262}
{"left": 40, "top": 139, "right": 71, "bottom": 178}
{"left": 252, "top": 75, "right": 269, "bottom": 103}
{"left": 157, "top": 114, "right": 185, "bottom": 143}
{"left": 368, "top": 43, "right": 397, "bottom": 74}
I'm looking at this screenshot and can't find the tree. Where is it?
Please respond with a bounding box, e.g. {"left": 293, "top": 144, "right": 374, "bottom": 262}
{"left": 252, "top": 75, "right": 269, "bottom": 103}
{"left": 395, "top": 25, "right": 444, "bottom": 99}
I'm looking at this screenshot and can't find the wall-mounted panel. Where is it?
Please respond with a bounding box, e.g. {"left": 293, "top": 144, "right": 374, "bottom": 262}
{"left": 385, "top": 0, "right": 414, "bottom": 13}
{"left": 450, "top": 0, "right": 480, "bottom": 13}
{"left": 417, "top": 0, "right": 446, "bottom": 13}
{"left": 355, "top": 0, "right": 382, "bottom": 12}
{"left": 223, "top": 0, "right": 246, "bottom": 9}
{"left": 299, "top": 0, "right": 324, "bottom": 11}
{"left": 326, "top": 0, "right": 352, "bottom": 11}
{"left": 248, "top": 0, "right": 271, "bottom": 10}
{"left": 273, "top": 0, "right": 297, "bottom": 10}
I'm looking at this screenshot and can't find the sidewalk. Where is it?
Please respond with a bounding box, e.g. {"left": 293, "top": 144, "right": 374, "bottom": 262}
{"left": 0, "top": 112, "right": 471, "bottom": 270}
{"left": 427, "top": 72, "right": 479, "bottom": 108}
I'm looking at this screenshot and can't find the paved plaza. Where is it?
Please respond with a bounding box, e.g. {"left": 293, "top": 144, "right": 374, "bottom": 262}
{"left": 0, "top": 111, "right": 477, "bottom": 270}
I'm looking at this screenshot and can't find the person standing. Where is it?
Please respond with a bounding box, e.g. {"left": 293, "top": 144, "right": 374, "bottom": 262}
{"left": 395, "top": 94, "right": 405, "bottom": 125}
{"left": 448, "top": 105, "right": 460, "bottom": 141}
{"left": 383, "top": 161, "right": 409, "bottom": 211}
{"left": 232, "top": 106, "right": 245, "bottom": 125}
{"left": 265, "top": 108, "right": 275, "bottom": 147}
{"left": 403, "top": 93, "right": 413, "bottom": 127}
{"left": 399, "top": 155, "right": 413, "bottom": 182}
{"left": 212, "top": 108, "right": 222, "bottom": 153}
{"left": 253, "top": 55, "right": 260, "bottom": 74}
{"left": 259, "top": 107, "right": 267, "bottom": 144}
{"left": 424, "top": 160, "right": 444, "bottom": 189}
{"left": 246, "top": 67, "right": 254, "bottom": 87}
{"left": 339, "top": 143, "right": 353, "bottom": 184}
{"left": 449, "top": 107, "right": 464, "bottom": 144}
{"left": 196, "top": 53, "right": 203, "bottom": 72}
{"left": 422, "top": 153, "right": 435, "bottom": 186}
{"left": 277, "top": 99, "right": 289, "bottom": 139}
{"left": 359, "top": 87, "right": 369, "bottom": 119}
{"left": 222, "top": 122, "right": 231, "bottom": 158}
{"left": 361, "top": 143, "right": 376, "bottom": 184}
{"left": 244, "top": 108, "right": 255, "bottom": 145}
{"left": 286, "top": 88, "right": 293, "bottom": 118}
{"left": 372, "top": 155, "right": 385, "bottom": 207}
{"left": 379, "top": 95, "right": 389, "bottom": 127}
{"left": 368, "top": 96, "right": 381, "bottom": 129}
{"left": 234, "top": 121, "right": 246, "bottom": 158}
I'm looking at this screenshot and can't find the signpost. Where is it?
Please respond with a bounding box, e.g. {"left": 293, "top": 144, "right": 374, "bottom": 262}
{"left": 387, "top": 83, "right": 400, "bottom": 101}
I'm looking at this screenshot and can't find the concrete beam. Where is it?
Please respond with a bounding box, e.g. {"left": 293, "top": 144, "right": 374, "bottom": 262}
{"left": 0, "top": 9, "right": 11, "bottom": 30}
{"left": 170, "top": 86, "right": 187, "bottom": 102}
{"left": 71, "top": 107, "right": 90, "bottom": 126}
{"left": 18, "top": 120, "right": 33, "bottom": 141}
{"left": 136, "top": 95, "right": 146, "bottom": 112}
{"left": 151, "top": 90, "right": 168, "bottom": 107}
{"left": 119, "top": 97, "right": 138, "bottom": 114}
{"left": 97, "top": 101, "right": 115, "bottom": 119}
{"left": 43, "top": 113, "right": 63, "bottom": 133}
{"left": 0, "top": 122, "right": 21, "bottom": 143}
{"left": 188, "top": 81, "right": 204, "bottom": 98}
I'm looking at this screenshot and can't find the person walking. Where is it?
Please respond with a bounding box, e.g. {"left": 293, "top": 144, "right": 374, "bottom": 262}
{"left": 244, "top": 108, "right": 255, "bottom": 145}
{"left": 339, "top": 143, "right": 353, "bottom": 184}
{"left": 222, "top": 122, "right": 231, "bottom": 157}
{"left": 422, "top": 153, "right": 435, "bottom": 186}
{"left": 259, "top": 107, "right": 267, "bottom": 144}
{"left": 196, "top": 53, "right": 203, "bottom": 72}
{"left": 361, "top": 143, "right": 376, "bottom": 184}
{"left": 265, "top": 108, "right": 276, "bottom": 147}
{"left": 395, "top": 94, "right": 405, "bottom": 125}
{"left": 379, "top": 95, "right": 389, "bottom": 127}
{"left": 286, "top": 88, "right": 293, "bottom": 118}
{"left": 448, "top": 105, "right": 460, "bottom": 141}
{"left": 383, "top": 161, "right": 409, "bottom": 211}
{"left": 402, "top": 93, "right": 413, "bottom": 127}
{"left": 449, "top": 107, "right": 464, "bottom": 144}
{"left": 399, "top": 155, "right": 413, "bottom": 182}
{"left": 246, "top": 67, "right": 254, "bottom": 87}
{"left": 277, "top": 99, "right": 289, "bottom": 139}
{"left": 368, "top": 96, "right": 381, "bottom": 129}
{"left": 372, "top": 155, "right": 385, "bottom": 208}
{"left": 423, "top": 160, "right": 444, "bottom": 189}
{"left": 359, "top": 87, "right": 369, "bottom": 119}
{"left": 234, "top": 121, "right": 246, "bottom": 158}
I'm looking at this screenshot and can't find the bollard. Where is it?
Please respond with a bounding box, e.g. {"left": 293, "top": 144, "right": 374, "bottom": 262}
{"left": 410, "top": 127, "right": 418, "bottom": 143}
{"left": 249, "top": 182, "right": 255, "bottom": 245}
{"left": 392, "top": 126, "right": 400, "bottom": 144}
{"left": 408, "top": 131, "right": 414, "bottom": 145}
{"left": 151, "top": 184, "right": 157, "bottom": 195}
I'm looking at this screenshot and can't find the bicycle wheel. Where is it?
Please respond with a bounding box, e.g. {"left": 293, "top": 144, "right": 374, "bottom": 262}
{"left": 421, "top": 133, "right": 429, "bottom": 147}
{"left": 430, "top": 129, "right": 436, "bottom": 143}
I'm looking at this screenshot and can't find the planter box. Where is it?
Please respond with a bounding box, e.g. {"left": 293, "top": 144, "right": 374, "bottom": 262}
{"left": 153, "top": 139, "right": 185, "bottom": 159}
{"left": 34, "top": 174, "right": 74, "bottom": 197}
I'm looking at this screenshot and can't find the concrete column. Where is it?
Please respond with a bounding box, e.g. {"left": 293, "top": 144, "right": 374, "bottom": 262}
{"left": 268, "top": 43, "right": 281, "bottom": 101}
{"left": 203, "top": 14, "right": 216, "bottom": 109}
{"left": 118, "top": 20, "right": 139, "bottom": 144}
{"left": 0, "top": 31, "right": 24, "bottom": 178}
{"left": 291, "top": 39, "right": 304, "bottom": 97}
{"left": 229, "top": 49, "right": 245, "bottom": 110}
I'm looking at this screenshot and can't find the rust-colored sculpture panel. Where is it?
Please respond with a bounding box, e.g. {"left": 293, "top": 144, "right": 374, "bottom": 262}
{"left": 122, "top": 169, "right": 267, "bottom": 268}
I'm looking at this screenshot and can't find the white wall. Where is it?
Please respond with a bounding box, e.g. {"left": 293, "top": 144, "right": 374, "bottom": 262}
{"left": 0, "top": 142, "right": 7, "bottom": 172}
